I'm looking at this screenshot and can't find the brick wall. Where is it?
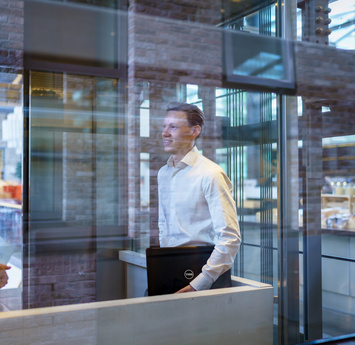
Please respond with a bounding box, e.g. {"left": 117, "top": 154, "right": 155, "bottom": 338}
{"left": 62, "top": 132, "right": 95, "bottom": 224}
{"left": 23, "top": 251, "right": 96, "bottom": 309}
{"left": 295, "top": 41, "right": 355, "bottom": 101}
{"left": 129, "top": 0, "right": 222, "bottom": 24}
{"left": 128, "top": 11, "right": 223, "bottom": 87}
{"left": 0, "top": 0, "right": 23, "bottom": 69}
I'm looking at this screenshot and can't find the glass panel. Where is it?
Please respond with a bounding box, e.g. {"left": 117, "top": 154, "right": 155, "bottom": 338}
{"left": 215, "top": 90, "right": 278, "bottom": 292}
{"left": 140, "top": 101, "right": 150, "bottom": 138}
{"left": 224, "top": 3, "right": 295, "bottom": 92}
{"left": 25, "top": 71, "right": 125, "bottom": 308}
{"left": 296, "top": 1, "right": 355, "bottom": 341}
{"left": 185, "top": 84, "right": 203, "bottom": 110}
{"left": 321, "top": 131, "right": 355, "bottom": 337}
{"left": 26, "top": 0, "right": 121, "bottom": 69}
{"left": 328, "top": 0, "right": 355, "bottom": 50}
{"left": 139, "top": 152, "right": 150, "bottom": 251}
{"left": 298, "top": 99, "right": 355, "bottom": 341}
{"left": 43, "top": 0, "right": 118, "bottom": 8}
{"left": 0, "top": 70, "right": 23, "bottom": 310}
{"left": 2, "top": 0, "right": 355, "bottom": 344}
{"left": 224, "top": 31, "right": 295, "bottom": 90}
{"left": 225, "top": 3, "right": 277, "bottom": 36}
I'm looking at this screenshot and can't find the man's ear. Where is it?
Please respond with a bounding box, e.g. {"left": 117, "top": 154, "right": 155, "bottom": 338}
{"left": 192, "top": 125, "right": 201, "bottom": 138}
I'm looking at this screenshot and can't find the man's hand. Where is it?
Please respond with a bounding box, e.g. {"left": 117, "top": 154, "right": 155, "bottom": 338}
{"left": 175, "top": 284, "right": 196, "bottom": 294}
{"left": 0, "top": 264, "right": 11, "bottom": 289}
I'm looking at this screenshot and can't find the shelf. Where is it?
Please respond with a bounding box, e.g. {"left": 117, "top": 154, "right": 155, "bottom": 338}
{"left": 321, "top": 194, "right": 355, "bottom": 214}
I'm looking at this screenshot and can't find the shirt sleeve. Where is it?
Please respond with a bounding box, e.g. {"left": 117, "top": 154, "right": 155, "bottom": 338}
{"left": 189, "top": 169, "right": 241, "bottom": 291}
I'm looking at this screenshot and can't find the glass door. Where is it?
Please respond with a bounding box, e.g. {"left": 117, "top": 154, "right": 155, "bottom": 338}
{"left": 24, "top": 71, "right": 127, "bottom": 308}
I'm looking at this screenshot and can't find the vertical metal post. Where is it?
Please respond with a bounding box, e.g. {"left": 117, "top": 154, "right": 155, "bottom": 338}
{"left": 278, "top": 95, "right": 300, "bottom": 345}
{"left": 301, "top": 102, "right": 323, "bottom": 340}
{"left": 299, "top": 0, "right": 331, "bottom": 45}
{"left": 298, "top": 0, "right": 326, "bottom": 339}
{"left": 260, "top": 92, "right": 274, "bottom": 286}
{"left": 22, "top": 69, "right": 31, "bottom": 309}
{"left": 277, "top": 0, "right": 302, "bottom": 343}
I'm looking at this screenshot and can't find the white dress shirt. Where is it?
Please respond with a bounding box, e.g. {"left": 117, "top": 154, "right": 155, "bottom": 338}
{"left": 158, "top": 146, "right": 241, "bottom": 290}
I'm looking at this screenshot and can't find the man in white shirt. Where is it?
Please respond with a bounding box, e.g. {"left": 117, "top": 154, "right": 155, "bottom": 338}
{"left": 158, "top": 102, "right": 241, "bottom": 293}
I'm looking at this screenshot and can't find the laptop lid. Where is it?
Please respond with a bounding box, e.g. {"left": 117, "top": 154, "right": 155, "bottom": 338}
{"left": 146, "top": 246, "right": 231, "bottom": 296}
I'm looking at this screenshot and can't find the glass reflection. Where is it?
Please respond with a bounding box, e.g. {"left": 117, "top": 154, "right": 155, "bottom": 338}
{"left": 328, "top": 0, "right": 355, "bottom": 50}
{"left": 0, "top": 70, "right": 23, "bottom": 310}
{"left": 25, "top": 71, "right": 125, "bottom": 308}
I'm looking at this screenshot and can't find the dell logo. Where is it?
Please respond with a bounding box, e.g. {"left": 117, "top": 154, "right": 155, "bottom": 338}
{"left": 184, "top": 269, "right": 194, "bottom": 280}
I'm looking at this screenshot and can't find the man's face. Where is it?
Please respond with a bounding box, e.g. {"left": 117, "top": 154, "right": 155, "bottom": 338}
{"left": 162, "top": 111, "right": 199, "bottom": 157}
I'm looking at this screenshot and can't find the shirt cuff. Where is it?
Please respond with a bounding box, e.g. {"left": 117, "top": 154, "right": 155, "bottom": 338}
{"left": 189, "top": 272, "right": 214, "bottom": 291}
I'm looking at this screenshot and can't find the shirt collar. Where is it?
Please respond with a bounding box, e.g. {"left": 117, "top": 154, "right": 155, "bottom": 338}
{"left": 167, "top": 146, "right": 199, "bottom": 168}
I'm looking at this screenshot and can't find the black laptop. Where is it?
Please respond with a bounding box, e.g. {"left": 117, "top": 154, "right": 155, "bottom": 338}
{"left": 146, "top": 245, "right": 232, "bottom": 296}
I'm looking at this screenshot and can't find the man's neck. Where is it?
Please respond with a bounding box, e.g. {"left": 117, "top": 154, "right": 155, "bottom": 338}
{"left": 171, "top": 145, "right": 195, "bottom": 167}
{"left": 171, "top": 155, "right": 182, "bottom": 167}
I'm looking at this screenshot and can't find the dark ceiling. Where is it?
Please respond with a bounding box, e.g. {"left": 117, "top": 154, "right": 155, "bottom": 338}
{"left": 221, "top": 0, "right": 276, "bottom": 24}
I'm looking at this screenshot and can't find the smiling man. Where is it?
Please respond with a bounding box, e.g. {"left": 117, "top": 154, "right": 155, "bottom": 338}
{"left": 158, "top": 102, "right": 241, "bottom": 293}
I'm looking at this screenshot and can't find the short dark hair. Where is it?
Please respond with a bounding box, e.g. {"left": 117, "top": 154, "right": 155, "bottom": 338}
{"left": 166, "top": 102, "right": 205, "bottom": 129}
